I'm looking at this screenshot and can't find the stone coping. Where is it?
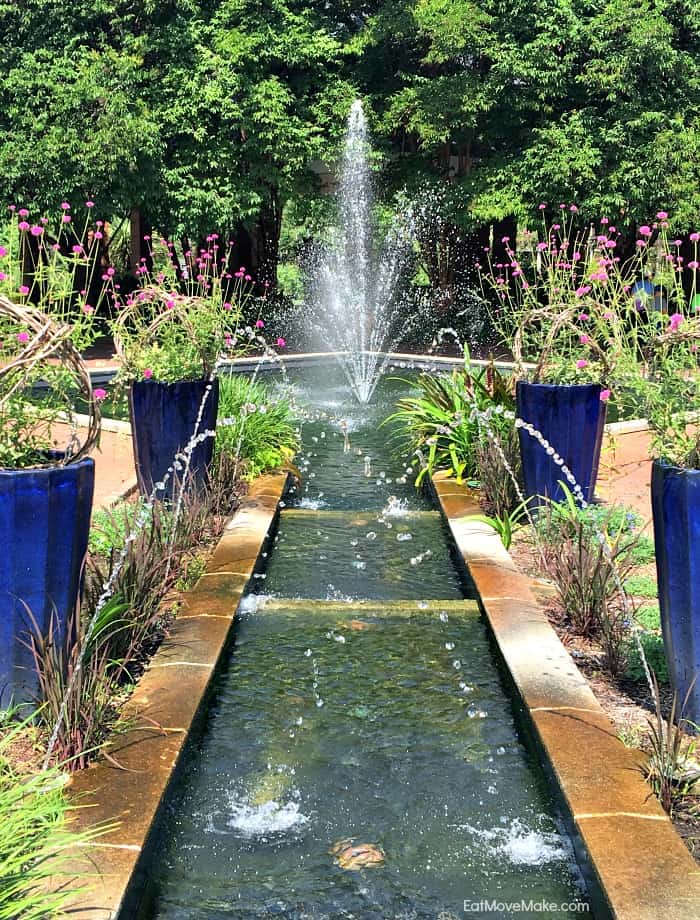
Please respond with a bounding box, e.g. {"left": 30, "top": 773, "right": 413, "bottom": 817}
{"left": 55, "top": 470, "right": 290, "bottom": 919}
{"left": 430, "top": 471, "right": 700, "bottom": 920}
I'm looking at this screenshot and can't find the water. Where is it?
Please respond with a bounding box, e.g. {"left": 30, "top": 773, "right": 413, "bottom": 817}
{"left": 140, "top": 368, "right": 589, "bottom": 919}
{"left": 309, "top": 101, "right": 418, "bottom": 404}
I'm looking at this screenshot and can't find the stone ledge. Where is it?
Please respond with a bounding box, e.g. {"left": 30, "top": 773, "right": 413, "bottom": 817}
{"left": 56, "top": 469, "right": 290, "bottom": 919}
{"left": 431, "top": 470, "right": 700, "bottom": 920}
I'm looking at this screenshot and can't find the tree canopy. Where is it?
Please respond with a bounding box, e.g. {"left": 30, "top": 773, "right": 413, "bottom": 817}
{"left": 1, "top": 0, "right": 699, "bottom": 286}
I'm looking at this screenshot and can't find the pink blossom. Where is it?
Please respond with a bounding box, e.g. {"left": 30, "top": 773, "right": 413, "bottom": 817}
{"left": 93, "top": 388, "right": 107, "bottom": 401}
{"left": 656, "top": 211, "right": 668, "bottom": 220}
{"left": 689, "top": 261, "right": 699, "bottom": 270}
{"left": 30, "top": 225, "right": 43, "bottom": 236}
{"left": 639, "top": 225, "right": 652, "bottom": 237}
{"left": 245, "top": 274, "right": 252, "bottom": 282}
{"left": 0, "top": 272, "right": 6, "bottom": 281}
{"left": 17, "top": 331, "right": 29, "bottom": 343}
{"left": 578, "top": 312, "right": 590, "bottom": 321}
{"left": 18, "top": 285, "right": 29, "bottom": 295}
{"left": 576, "top": 359, "right": 588, "bottom": 369}
{"left": 0, "top": 247, "right": 6, "bottom": 258}
{"left": 536, "top": 242, "right": 548, "bottom": 251}
{"left": 691, "top": 233, "right": 700, "bottom": 242}
{"left": 538, "top": 203, "right": 546, "bottom": 209}
{"left": 276, "top": 337, "right": 286, "bottom": 348}
{"left": 636, "top": 240, "right": 646, "bottom": 247}
{"left": 673, "top": 239, "right": 682, "bottom": 247}
{"left": 143, "top": 368, "right": 153, "bottom": 379}
{"left": 94, "top": 231, "right": 103, "bottom": 240}
{"left": 17, "top": 221, "right": 29, "bottom": 231}
{"left": 575, "top": 286, "right": 591, "bottom": 297}
{"left": 82, "top": 304, "right": 94, "bottom": 314}
{"left": 603, "top": 311, "right": 614, "bottom": 320}
{"left": 86, "top": 200, "right": 95, "bottom": 208}
{"left": 668, "top": 313, "right": 684, "bottom": 331}
{"left": 62, "top": 215, "right": 71, "bottom": 224}
{"left": 166, "top": 299, "right": 175, "bottom": 310}
{"left": 255, "top": 319, "right": 264, "bottom": 329}
{"left": 72, "top": 244, "right": 83, "bottom": 253}
{"left": 61, "top": 202, "right": 70, "bottom": 210}
{"left": 223, "top": 302, "right": 232, "bottom": 311}
{"left": 580, "top": 334, "right": 591, "bottom": 344}
{"left": 570, "top": 205, "right": 578, "bottom": 212}
{"left": 572, "top": 251, "right": 581, "bottom": 260}
{"left": 600, "top": 217, "right": 609, "bottom": 225}
{"left": 600, "top": 389, "right": 611, "bottom": 402}
{"left": 18, "top": 208, "right": 29, "bottom": 218}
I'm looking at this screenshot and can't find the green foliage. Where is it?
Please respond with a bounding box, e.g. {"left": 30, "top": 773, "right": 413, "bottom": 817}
{"left": 386, "top": 351, "right": 515, "bottom": 486}
{"left": 537, "top": 487, "right": 641, "bottom": 665}
{"left": 626, "top": 632, "right": 669, "bottom": 684}
{"left": 624, "top": 574, "right": 659, "bottom": 599}
{"left": 216, "top": 374, "right": 299, "bottom": 480}
{"left": 0, "top": 715, "right": 101, "bottom": 917}
{"left": 464, "top": 500, "right": 529, "bottom": 550}
{"left": 628, "top": 535, "right": 656, "bottom": 567}
{"left": 643, "top": 674, "right": 699, "bottom": 816}
{"left": 636, "top": 603, "right": 661, "bottom": 631}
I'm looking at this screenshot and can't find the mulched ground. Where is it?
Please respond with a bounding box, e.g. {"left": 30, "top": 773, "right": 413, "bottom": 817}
{"left": 510, "top": 527, "right": 700, "bottom": 860}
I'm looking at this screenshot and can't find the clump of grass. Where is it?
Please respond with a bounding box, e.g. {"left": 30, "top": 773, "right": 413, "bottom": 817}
{"left": 216, "top": 374, "right": 298, "bottom": 480}
{"left": 644, "top": 675, "right": 699, "bottom": 816}
{"left": 32, "top": 456, "right": 243, "bottom": 769}
{"left": 0, "top": 715, "right": 102, "bottom": 917}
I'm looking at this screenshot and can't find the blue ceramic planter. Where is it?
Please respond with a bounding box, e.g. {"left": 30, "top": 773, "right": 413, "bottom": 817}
{"left": 516, "top": 381, "right": 607, "bottom": 507}
{"left": 652, "top": 460, "right": 700, "bottom": 724}
{"left": 0, "top": 457, "right": 94, "bottom": 706}
{"left": 129, "top": 377, "right": 219, "bottom": 500}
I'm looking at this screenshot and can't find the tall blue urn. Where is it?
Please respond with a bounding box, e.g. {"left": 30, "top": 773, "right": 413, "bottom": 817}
{"left": 0, "top": 457, "right": 95, "bottom": 706}
{"left": 651, "top": 460, "right": 700, "bottom": 724}
{"left": 516, "top": 381, "right": 607, "bottom": 507}
{"left": 129, "top": 377, "right": 219, "bottom": 501}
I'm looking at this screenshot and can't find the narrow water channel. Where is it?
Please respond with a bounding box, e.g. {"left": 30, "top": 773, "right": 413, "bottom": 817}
{"left": 141, "top": 366, "right": 589, "bottom": 919}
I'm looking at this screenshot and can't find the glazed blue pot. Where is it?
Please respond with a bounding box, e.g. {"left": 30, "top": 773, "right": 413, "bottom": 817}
{"left": 516, "top": 381, "right": 607, "bottom": 507}
{"left": 129, "top": 377, "right": 219, "bottom": 500}
{"left": 651, "top": 460, "right": 700, "bottom": 724}
{"left": 0, "top": 456, "right": 94, "bottom": 706}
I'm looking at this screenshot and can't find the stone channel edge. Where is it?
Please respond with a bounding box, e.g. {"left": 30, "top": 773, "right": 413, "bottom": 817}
{"left": 55, "top": 469, "right": 291, "bottom": 920}
{"left": 430, "top": 470, "right": 700, "bottom": 920}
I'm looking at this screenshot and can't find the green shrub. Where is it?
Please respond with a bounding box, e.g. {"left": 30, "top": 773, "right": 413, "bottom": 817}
{"left": 628, "top": 534, "right": 656, "bottom": 566}
{"left": 624, "top": 574, "right": 659, "bottom": 598}
{"left": 216, "top": 374, "right": 299, "bottom": 480}
{"left": 386, "top": 351, "right": 515, "bottom": 487}
{"left": 626, "top": 632, "right": 669, "bottom": 683}
{"left": 636, "top": 603, "right": 661, "bottom": 631}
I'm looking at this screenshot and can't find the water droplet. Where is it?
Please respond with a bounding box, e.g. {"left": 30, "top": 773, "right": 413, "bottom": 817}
{"left": 397, "top": 532, "right": 412, "bottom": 542}
{"left": 453, "top": 659, "right": 462, "bottom": 670}
{"left": 334, "top": 635, "right": 346, "bottom": 644}
{"left": 439, "top": 612, "right": 449, "bottom": 622}
{"left": 304, "top": 649, "right": 312, "bottom": 658}
{"left": 445, "top": 642, "right": 455, "bottom": 651}
{"left": 366, "top": 531, "right": 377, "bottom": 541}
{"left": 316, "top": 699, "right": 324, "bottom": 708}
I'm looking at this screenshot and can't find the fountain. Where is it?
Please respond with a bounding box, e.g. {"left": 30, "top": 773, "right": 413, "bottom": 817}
{"left": 310, "top": 100, "right": 418, "bottom": 403}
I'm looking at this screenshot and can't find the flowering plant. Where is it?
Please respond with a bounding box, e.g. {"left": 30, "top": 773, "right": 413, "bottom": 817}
{"left": 0, "top": 205, "right": 107, "bottom": 469}
{"left": 480, "top": 208, "right": 700, "bottom": 459}
{"left": 111, "top": 236, "right": 266, "bottom": 384}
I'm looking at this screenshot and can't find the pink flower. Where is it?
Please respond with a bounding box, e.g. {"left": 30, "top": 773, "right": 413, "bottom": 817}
{"left": 72, "top": 244, "right": 83, "bottom": 253}
{"left": 536, "top": 242, "right": 548, "bottom": 251}
{"left": 691, "top": 233, "right": 700, "bottom": 242}
{"left": 276, "top": 337, "right": 286, "bottom": 348}
{"left": 165, "top": 299, "right": 175, "bottom": 310}
{"left": 501, "top": 236, "right": 510, "bottom": 243}
{"left": 600, "top": 217, "right": 609, "bottom": 225}
{"left": 575, "top": 285, "right": 591, "bottom": 297}
{"left": 572, "top": 251, "right": 581, "bottom": 260}
{"left": 0, "top": 246, "right": 6, "bottom": 258}
{"left": 603, "top": 311, "right": 614, "bottom": 320}
{"left": 85, "top": 200, "right": 95, "bottom": 208}
{"left": 689, "top": 261, "right": 699, "bottom": 270}
{"left": 82, "top": 304, "right": 94, "bottom": 314}
{"left": 17, "top": 221, "right": 29, "bottom": 231}
{"left": 223, "top": 301, "right": 232, "bottom": 311}
{"left": 18, "top": 285, "right": 29, "bottom": 295}
{"left": 668, "top": 313, "right": 684, "bottom": 331}
{"left": 570, "top": 205, "right": 578, "bottom": 212}
{"left": 600, "top": 389, "right": 611, "bottom": 402}
{"left": 639, "top": 225, "right": 652, "bottom": 237}
{"left": 673, "top": 239, "right": 682, "bottom": 247}
{"left": 245, "top": 274, "right": 252, "bottom": 282}
{"left": 143, "top": 368, "right": 153, "bottom": 379}
{"left": 62, "top": 215, "right": 71, "bottom": 223}
{"left": 576, "top": 359, "right": 588, "bottom": 369}
{"left": 580, "top": 334, "right": 591, "bottom": 344}
{"left": 30, "top": 225, "right": 43, "bottom": 236}
{"left": 18, "top": 208, "right": 29, "bottom": 217}
{"left": 578, "top": 312, "right": 590, "bottom": 321}
{"left": 255, "top": 319, "right": 265, "bottom": 329}
{"left": 656, "top": 211, "right": 668, "bottom": 220}
{"left": 16, "top": 331, "right": 29, "bottom": 343}
{"left": 94, "top": 231, "right": 103, "bottom": 240}
{"left": 60, "top": 201, "right": 70, "bottom": 210}
{"left": 0, "top": 272, "right": 6, "bottom": 281}
{"left": 93, "top": 388, "right": 107, "bottom": 401}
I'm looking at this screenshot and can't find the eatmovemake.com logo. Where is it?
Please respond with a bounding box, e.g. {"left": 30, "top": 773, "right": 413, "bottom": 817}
{"left": 460, "top": 899, "right": 590, "bottom": 914}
